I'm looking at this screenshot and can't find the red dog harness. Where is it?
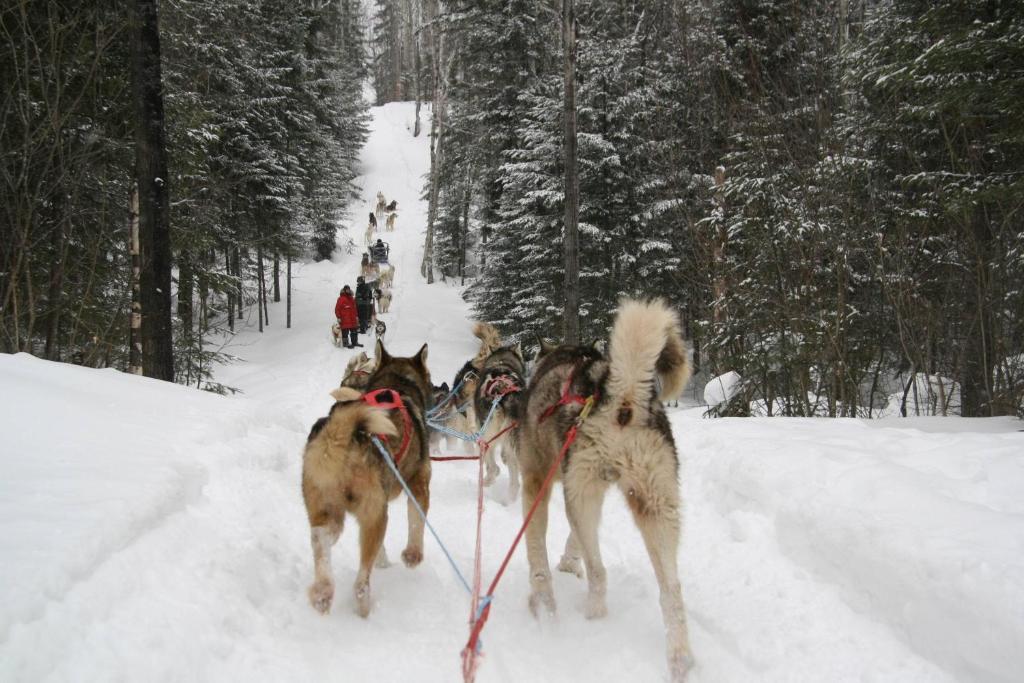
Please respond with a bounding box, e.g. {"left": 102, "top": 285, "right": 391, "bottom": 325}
{"left": 482, "top": 373, "right": 521, "bottom": 401}
{"left": 361, "top": 388, "right": 413, "bottom": 464}
{"left": 538, "top": 362, "right": 597, "bottom": 423}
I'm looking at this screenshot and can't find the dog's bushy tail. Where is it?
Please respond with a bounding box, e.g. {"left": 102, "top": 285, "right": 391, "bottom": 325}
{"left": 322, "top": 387, "right": 397, "bottom": 451}
{"left": 472, "top": 322, "right": 503, "bottom": 366}
{"left": 607, "top": 299, "right": 691, "bottom": 425}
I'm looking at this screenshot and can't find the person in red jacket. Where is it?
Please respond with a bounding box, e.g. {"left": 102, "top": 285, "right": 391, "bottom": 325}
{"left": 334, "top": 285, "right": 361, "bottom": 348}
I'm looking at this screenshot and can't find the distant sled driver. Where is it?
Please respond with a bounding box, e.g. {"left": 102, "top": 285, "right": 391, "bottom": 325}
{"left": 370, "top": 238, "right": 389, "bottom": 265}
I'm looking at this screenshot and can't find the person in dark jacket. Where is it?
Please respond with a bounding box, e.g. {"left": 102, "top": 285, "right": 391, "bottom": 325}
{"left": 355, "top": 276, "right": 375, "bottom": 334}
{"left": 370, "top": 238, "right": 388, "bottom": 264}
{"left": 334, "top": 285, "right": 361, "bottom": 348}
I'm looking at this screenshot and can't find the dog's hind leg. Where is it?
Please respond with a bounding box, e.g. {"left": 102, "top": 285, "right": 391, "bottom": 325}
{"left": 482, "top": 446, "right": 500, "bottom": 486}
{"left": 402, "top": 465, "right": 430, "bottom": 567}
{"left": 308, "top": 517, "right": 344, "bottom": 614}
{"left": 556, "top": 530, "right": 584, "bottom": 578}
{"left": 374, "top": 546, "right": 392, "bottom": 569}
{"left": 621, "top": 458, "right": 693, "bottom": 680}
{"left": 564, "top": 469, "right": 610, "bottom": 619}
{"left": 354, "top": 504, "right": 387, "bottom": 618}
{"left": 522, "top": 468, "right": 556, "bottom": 616}
{"left": 500, "top": 440, "right": 520, "bottom": 504}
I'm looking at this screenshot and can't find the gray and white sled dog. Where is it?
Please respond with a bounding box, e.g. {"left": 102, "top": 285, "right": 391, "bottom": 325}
{"left": 515, "top": 298, "right": 694, "bottom": 681}
{"left": 471, "top": 327, "right": 526, "bottom": 502}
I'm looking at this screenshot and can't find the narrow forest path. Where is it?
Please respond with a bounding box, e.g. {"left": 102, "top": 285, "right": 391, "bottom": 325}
{"left": 3, "top": 102, "right": 1019, "bottom": 683}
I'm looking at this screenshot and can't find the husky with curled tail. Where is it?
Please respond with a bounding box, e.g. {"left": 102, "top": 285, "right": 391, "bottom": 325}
{"left": 302, "top": 340, "right": 433, "bottom": 619}
{"left": 516, "top": 299, "right": 694, "bottom": 681}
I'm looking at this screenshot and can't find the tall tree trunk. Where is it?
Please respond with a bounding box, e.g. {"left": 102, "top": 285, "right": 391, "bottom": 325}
{"left": 44, "top": 215, "right": 67, "bottom": 360}
{"left": 225, "top": 249, "right": 234, "bottom": 332}
{"left": 132, "top": 0, "right": 174, "bottom": 380}
{"left": 178, "top": 251, "right": 193, "bottom": 342}
{"left": 257, "top": 246, "right": 265, "bottom": 333}
{"left": 128, "top": 186, "right": 143, "bottom": 375}
{"left": 562, "top": 0, "right": 580, "bottom": 344}
{"left": 286, "top": 254, "right": 292, "bottom": 329}
{"left": 422, "top": 0, "right": 442, "bottom": 283}
{"left": 961, "top": 208, "right": 995, "bottom": 416}
{"left": 234, "top": 247, "right": 243, "bottom": 321}
{"left": 273, "top": 252, "right": 281, "bottom": 302}
{"left": 412, "top": 0, "right": 422, "bottom": 136}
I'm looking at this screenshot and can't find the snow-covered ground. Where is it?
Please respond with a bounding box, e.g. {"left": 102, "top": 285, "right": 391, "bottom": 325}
{"left": 2, "top": 103, "right": 1023, "bottom": 683}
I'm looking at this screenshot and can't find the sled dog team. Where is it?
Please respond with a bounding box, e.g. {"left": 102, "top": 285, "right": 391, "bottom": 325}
{"left": 334, "top": 192, "right": 398, "bottom": 347}
{"left": 304, "top": 298, "right": 695, "bottom": 680}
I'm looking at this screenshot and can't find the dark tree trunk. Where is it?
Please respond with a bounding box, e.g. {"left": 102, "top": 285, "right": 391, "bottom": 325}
{"left": 286, "top": 254, "right": 292, "bottom": 329}
{"left": 132, "top": 0, "right": 174, "bottom": 380}
{"left": 960, "top": 208, "right": 995, "bottom": 416}
{"left": 562, "top": 0, "right": 580, "bottom": 344}
{"left": 44, "top": 216, "right": 67, "bottom": 361}
{"left": 273, "top": 252, "right": 281, "bottom": 302}
{"left": 225, "top": 249, "right": 234, "bottom": 332}
{"left": 128, "top": 186, "right": 143, "bottom": 375}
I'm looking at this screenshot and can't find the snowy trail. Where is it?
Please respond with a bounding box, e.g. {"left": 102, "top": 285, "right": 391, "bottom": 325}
{"left": 2, "top": 103, "right": 1022, "bottom": 683}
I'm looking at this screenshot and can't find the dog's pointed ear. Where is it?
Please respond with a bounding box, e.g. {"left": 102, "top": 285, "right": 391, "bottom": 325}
{"left": 331, "top": 387, "right": 361, "bottom": 402}
{"left": 375, "top": 339, "right": 389, "bottom": 364}
{"left": 415, "top": 343, "right": 428, "bottom": 367}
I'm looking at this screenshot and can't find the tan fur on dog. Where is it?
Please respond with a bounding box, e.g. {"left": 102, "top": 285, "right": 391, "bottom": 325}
{"left": 302, "top": 341, "right": 433, "bottom": 619}
{"left": 385, "top": 213, "right": 396, "bottom": 231}
{"left": 472, "top": 322, "right": 503, "bottom": 367}
{"left": 340, "top": 352, "right": 377, "bottom": 390}
{"left": 515, "top": 298, "right": 694, "bottom": 681}
{"left": 378, "top": 266, "right": 394, "bottom": 288}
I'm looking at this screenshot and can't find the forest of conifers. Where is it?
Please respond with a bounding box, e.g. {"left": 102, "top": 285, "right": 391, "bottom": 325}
{"left": 2, "top": 0, "right": 1022, "bottom": 417}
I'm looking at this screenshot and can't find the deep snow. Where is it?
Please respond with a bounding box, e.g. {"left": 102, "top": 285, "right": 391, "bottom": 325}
{"left": 1, "top": 103, "right": 1022, "bottom": 683}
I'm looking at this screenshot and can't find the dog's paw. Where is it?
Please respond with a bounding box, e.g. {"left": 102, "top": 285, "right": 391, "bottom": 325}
{"left": 668, "top": 650, "right": 694, "bottom": 682}
{"left": 374, "top": 548, "right": 392, "bottom": 569}
{"left": 354, "top": 580, "right": 371, "bottom": 618}
{"left": 528, "top": 589, "right": 557, "bottom": 618}
{"left": 556, "top": 554, "right": 584, "bottom": 579}
{"left": 401, "top": 546, "right": 423, "bottom": 567}
{"left": 584, "top": 593, "right": 608, "bottom": 620}
{"left": 308, "top": 579, "right": 334, "bottom": 614}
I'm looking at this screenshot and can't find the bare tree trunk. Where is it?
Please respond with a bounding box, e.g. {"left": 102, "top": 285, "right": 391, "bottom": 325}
{"left": 562, "top": 0, "right": 580, "bottom": 345}
{"left": 225, "top": 249, "right": 234, "bottom": 332}
{"left": 421, "top": 0, "right": 443, "bottom": 283}
{"left": 412, "top": 0, "right": 422, "bottom": 136}
{"left": 128, "top": 186, "right": 143, "bottom": 375}
{"left": 257, "top": 246, "right": 265, "bottom": 333}
{"left": 235, "top": 248, "right": 243, "bottom": 321}
{"left": 132, "top": 0, "right": 174, "bottom": 380}
{"left": 273, "top": 252, "right": 281, "bottom": 302}
{"left": 286, "top": 254, "right": 292, "bottom": 329}
{"left": 44, "top": 216, "right": 67, "bottom": 360}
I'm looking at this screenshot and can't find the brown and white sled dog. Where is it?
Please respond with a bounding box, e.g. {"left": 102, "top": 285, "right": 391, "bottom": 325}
{"left": 378, "top": 265, "right": 395, "bottom": 289}
{"left": 385, "top": 212, "right": 396, "bottom": 231}
{"left": 473, "top": 339, "right": 526, "bottom": 502}
{"left": 340, "top": 351, "right": 376, "bottom": 390}
{"left": 302, "top": 340, "right": 433, "bottom": 618}
{"left": 516, "top": 299, "right": 694, "bottom": 681}
{"left": 375, "top": 191, "right": 387, "bottom": 219}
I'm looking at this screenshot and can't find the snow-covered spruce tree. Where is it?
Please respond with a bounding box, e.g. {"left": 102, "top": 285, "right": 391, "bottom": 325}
{"left": 845, "top": 0, "right": 1024, "bottom": 416}
{"left": 699, "top": 0, "right": 841, "bottom": 415}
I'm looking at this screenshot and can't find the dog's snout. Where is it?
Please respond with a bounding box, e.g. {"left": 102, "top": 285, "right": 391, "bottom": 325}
{"left": 617, "top": 404, "right": 633, "bottom": 426}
